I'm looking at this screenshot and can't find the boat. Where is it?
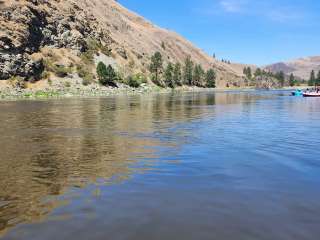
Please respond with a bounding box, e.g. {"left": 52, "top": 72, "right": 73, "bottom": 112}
{"left": 291, "top": 90, "right": 303, "bottom": 96}
{"left": 303, "top": 92, "right": 320, "bottom": 97}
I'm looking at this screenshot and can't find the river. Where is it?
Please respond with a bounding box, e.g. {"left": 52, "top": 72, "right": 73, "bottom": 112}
{"left": 0, "top": 91, "right": 320, "bottom": 239}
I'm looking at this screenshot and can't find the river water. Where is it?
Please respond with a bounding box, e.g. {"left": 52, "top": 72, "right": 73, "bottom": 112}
{"left": 0, "top": 91, "right": 320, "bottom": 240}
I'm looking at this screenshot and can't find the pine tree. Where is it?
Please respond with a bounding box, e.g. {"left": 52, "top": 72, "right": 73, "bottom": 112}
{"left": 193, "top": 64, "right": 205, "bottom": 87}
{"left": 309, "top": 70, "right": 316, "bottom": 86}
{"left": 316, "top": 70, "right": 320, "bottom": 86}
{"left": 183, "top": 56, "right": 194, "bottom": 85}
{"left": 97, "top": 62, "right": 117, "bottom": 86}
{"left": 254, "top": 68, "right": 262, "bottom": 77}
{"left": 243, "top": 67, "right": 252, "bottom": 79}
{"left": 243, "top": 67, "right": 247, "bottom": 76}
{"left": 149, "top": 52, "right": 163, "bottom": 85}
{"left": 164, "top": 63, "right": 174, "bottom": 88}
{"left": 105, "top": 65, "right": 117, "bottom": 85}
{"left": 97, "top": 62, "right": 107, "bottom": 83}
{"left": 289, "top": 73, "right": 295, "bottom": 87}
{"left": 276, "top": 71, "right": 285, "bottom": 87}
{"left": 206, "top": 69, "right": 216, "bottom": 88}
{"left": 173, "top": 62, "right": 182, "bottom": 86}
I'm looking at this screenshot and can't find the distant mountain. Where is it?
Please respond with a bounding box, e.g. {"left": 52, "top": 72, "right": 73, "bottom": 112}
{"left": 265, "top": 56, "right": 320, "bottom": 80}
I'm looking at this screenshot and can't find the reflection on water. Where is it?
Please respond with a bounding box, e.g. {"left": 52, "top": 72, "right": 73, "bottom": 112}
{"left": 0, "top": 91, "right": 320, "bottom": 240}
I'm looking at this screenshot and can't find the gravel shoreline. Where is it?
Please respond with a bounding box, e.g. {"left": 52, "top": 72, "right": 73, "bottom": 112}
{"left": 0, "top": 78, "right": 300, "bottom": 101}
{"left": 0, "top": 80, "right": 219, "bottom": 100}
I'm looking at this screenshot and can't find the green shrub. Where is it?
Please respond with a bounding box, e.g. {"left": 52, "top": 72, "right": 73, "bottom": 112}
{"left": 126, "top": 73, "right": 147, "bottom": 88}
{"left": 127, "top": 76, "right": 140, "bottom": 88}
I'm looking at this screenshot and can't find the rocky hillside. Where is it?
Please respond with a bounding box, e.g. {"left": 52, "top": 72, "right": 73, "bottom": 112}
{"left": 265, "top": 56, "right": 320, "bottom": 80}
{"left": 0, "top": 0, "right": 244, "bottom": 87}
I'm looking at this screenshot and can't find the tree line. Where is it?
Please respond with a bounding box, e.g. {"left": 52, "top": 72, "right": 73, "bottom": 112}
{"left": 243, "top": 67, "right": 298, "bottom": 87}
{"left": 308, "top": 70, "right": 320, "bottom": 86}
{"left": 150, "top": 52, "right": 216, "bottom": 88}
{"left": 96, "top": 51, "right": 216, "bottom": 88}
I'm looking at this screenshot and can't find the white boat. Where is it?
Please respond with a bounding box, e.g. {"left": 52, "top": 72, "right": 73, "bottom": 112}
{"left": 303, "top": 92, "right": 320, "bottom": 97}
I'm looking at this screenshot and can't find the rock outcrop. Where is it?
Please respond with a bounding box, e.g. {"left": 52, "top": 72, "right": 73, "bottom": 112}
{"left": 0, "top": 0, "right": 244, "bottom": 86}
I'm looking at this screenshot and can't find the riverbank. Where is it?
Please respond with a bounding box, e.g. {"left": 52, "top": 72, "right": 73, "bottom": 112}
{"left": 0, "top": 78, "right": 217, "bottom": 100}
{"left": 0, "top": 77, "right": 307, "bottom": 100}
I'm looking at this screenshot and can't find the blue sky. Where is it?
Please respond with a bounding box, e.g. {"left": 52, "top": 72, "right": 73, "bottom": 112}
{"left": 118, "top": 0, "right": 320, "bottom": 65}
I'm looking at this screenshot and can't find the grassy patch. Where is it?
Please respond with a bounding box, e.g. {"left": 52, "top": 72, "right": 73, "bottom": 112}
{"left": 86, "top": 38, "right": 112, "bottom": 57}
{"left": 44, "top": 59, "right": 73, "bottom": 77}
{"left": 76, "top": 64, "right": 95, "bottom": 85}
{"left": 34, "top": 91, "right": 60, "bottom": 98}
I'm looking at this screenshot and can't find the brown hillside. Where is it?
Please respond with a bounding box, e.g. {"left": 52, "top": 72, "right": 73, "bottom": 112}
{"left": 265, "top": 56, "right": 320, "bottom": 80}
{"left": 0, "top": 0, "right": 244, "bottom": 87}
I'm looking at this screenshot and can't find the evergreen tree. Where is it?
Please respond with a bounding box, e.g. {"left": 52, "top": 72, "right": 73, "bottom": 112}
{"left": 289, "top": 73, "right": 295, "bottom": 87}
{"left": 164, "top": 63, "right": 174, "bottom": 88}
{"left": 243, "top": 67, "right": 247, "bottom": 75}
{"left": 316, "top": 70, "right": 320, "bottom": 86}
{"left": 105, "top": 65, "right": 117, "bottom": 85}
{"left": 243, "top": 67, "right": 252, "bottom": 79}
{"left": 97, "top": 62, "right": 117, "bottom": 86}
{"left": 275, "top": 71, "right": 285, "bottom": 87}
{"left": 183, "top": 56, "right": 194, "bottom": 85}
{"left": 149, "top": 52, "right": 163, "bottom": 85}
{"left": 193, "top": 64, "right": 205, "bottom": 86}
{"left": 247, "top": 67, "right": 252, "bottom": 79}
{"left": 309, "top": 70, "right": 316, "bottom": 86}
{"left": 97, "top": 62, "right": 107, "bottom": 82}
{"left": 173, "top": 62, "right": 182, "bottom": 86}
{"left": 206, "top": 69, "right": 216, "bottom": 88}
{"left": 254, "top": 68, "right": 262, "bottom": 77}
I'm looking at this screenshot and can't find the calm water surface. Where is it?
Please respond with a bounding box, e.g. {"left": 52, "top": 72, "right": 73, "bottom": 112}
{"left": 0, "top": 91, "right": 320, "bottom": 240}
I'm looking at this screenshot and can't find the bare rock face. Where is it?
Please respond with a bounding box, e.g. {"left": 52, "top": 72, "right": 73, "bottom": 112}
{"left": 0, "top": 53, "right": 44, "bottom": 80}
{"left": 0, "top": 0, "right": 243, "bottom": 85}
{"left": 0, "top": 0, "right": 109, "bottom": 80}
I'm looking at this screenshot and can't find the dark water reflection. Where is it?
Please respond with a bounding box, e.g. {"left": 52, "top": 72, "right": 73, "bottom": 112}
{"left": 0, "top": 91, "right": 320, "bottom": 239}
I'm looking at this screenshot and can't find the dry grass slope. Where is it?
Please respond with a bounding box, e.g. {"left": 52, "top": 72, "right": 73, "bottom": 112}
{"left": 0, "top": 0, "right": 247, "bottom": 87}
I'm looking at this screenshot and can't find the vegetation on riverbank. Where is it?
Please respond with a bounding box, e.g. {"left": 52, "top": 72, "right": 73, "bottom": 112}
{"left": 242, "top": 66, "right": 320, "bottom": 89}
{"left": 243, "top": 66, "right": 305, "bottom": 88}
{"left": 94, "top": 51, "right": 216, "bottom": 89}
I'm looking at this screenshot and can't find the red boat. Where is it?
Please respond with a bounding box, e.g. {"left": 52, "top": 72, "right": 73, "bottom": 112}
{"left": 303, "top": 92, "right": 320, "bottom": 97}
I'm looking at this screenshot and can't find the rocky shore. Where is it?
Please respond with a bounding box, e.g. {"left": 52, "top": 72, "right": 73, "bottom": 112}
{"left": 0, "top": 82, "right": 162, "bottom": 100}
{"left": 0, "top": 76, "right": 218, "bottom": 100}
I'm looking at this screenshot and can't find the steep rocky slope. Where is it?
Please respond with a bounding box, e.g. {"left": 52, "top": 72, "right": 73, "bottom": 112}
{"left": 0, "top": 0, "right": 244, "bottom": 87}
{"left": 265, "top": 56, "right": 320, "bottom": 80}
